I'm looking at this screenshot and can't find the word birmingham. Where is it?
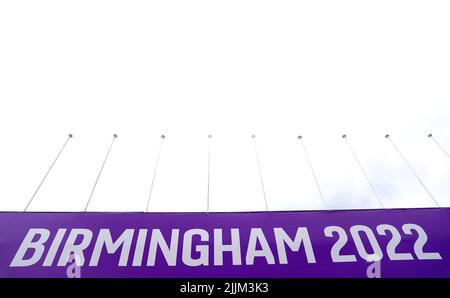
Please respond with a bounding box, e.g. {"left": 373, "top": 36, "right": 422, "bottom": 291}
{"left": 10, "top": 228, "right": 316, "bottom": 267}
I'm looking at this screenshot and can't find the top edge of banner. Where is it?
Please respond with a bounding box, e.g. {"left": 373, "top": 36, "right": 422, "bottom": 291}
{"left": 0, "top": 206, "right": 448, "bottom": 215}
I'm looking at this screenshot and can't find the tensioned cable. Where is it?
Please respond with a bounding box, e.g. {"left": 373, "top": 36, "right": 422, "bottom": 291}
{"left": 24, "top": 134, "right": 73, "bottom": 212}
{"left": 84, "top": 134, "right": 117, "bottom": 212}
{"left": 428, "top": 133, "right": 450, "bottom": 159}
{"left": 146, "top": 135, "right": 165, "bottom": 212}
{"left": 207, "top": 135, "right": 212, "bottom": 213}
{"left": 385, "top": 134, "right": 440, "bottom": 207}
{"left": 251, "top": 135, "right": 269, "bottom": 212}
{"left": 342, "top": 134, "right": 385, "bottom": 208}
{"left": 297, "top": 136, "right": 328, "bottom": 209}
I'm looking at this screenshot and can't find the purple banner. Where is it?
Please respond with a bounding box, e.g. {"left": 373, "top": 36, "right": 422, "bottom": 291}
{"left": 1, "top": 208, "right": 449, "bottom": 278}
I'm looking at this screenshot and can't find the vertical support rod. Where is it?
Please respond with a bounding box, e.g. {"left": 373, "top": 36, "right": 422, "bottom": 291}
{"left": 252, "top": 135, "right": 269, "bottom": 212}
{"left": 146, "top": 135, "right": 165, "bottom": 212}
{"left": 298, "top": 135, "right": 328, "bottom": 209}
{"left": 385, "top": 134, "right": 440, "bottom": 207}
{"left": 207, "top": 134, "right": 212, "bottom": 213}
{"left": 84, "top": 134, "right": 117, "bottom": 212}
{"left": 342, "top": 134, "right": 385, "bottom": 208}
{"left": 428, "top": 133, "right": 450, "bottom": 160}
{"left": 24, "top": 134, "right": 73, "bottom": 211}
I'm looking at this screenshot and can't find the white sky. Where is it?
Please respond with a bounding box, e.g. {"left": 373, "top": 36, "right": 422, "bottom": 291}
{"left": 0, "top": 1, "right": 449, "bottom": 212}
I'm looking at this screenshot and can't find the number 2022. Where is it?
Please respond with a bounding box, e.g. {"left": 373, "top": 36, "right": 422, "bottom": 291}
{"left": 324, "top": 224, "right": 442, "bottom": 262}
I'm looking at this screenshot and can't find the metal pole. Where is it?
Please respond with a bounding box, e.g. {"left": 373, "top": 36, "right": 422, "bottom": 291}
{"left": 252, "top": 135, "right": 269, "bottom": 212}
{"left": 428, "top": 133, "right": 450, "bottom": 160}
{"left": 145, "top": 135, "right": 165, "bottom": 212}
{"left": 207, "top": 134, "right": 212, "bottom": 213}
{"left": 24, "top": 134, "right": 73, "bottom": 211}
{"left": 298, "top": 135, "right": 328, "bottom": 209}
{"left": 84, "top": 134, "right": 117, "bottom": 212}
{"left": 342, "top": 134, "right": 385, "bottom": 208}
{"left": 385, "top": 134, "right": 440, "bottom": 207}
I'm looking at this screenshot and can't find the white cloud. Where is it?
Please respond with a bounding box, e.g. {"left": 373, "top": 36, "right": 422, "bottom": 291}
{"left": 0, "top": 1, "right": 449, "bottom": 212}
